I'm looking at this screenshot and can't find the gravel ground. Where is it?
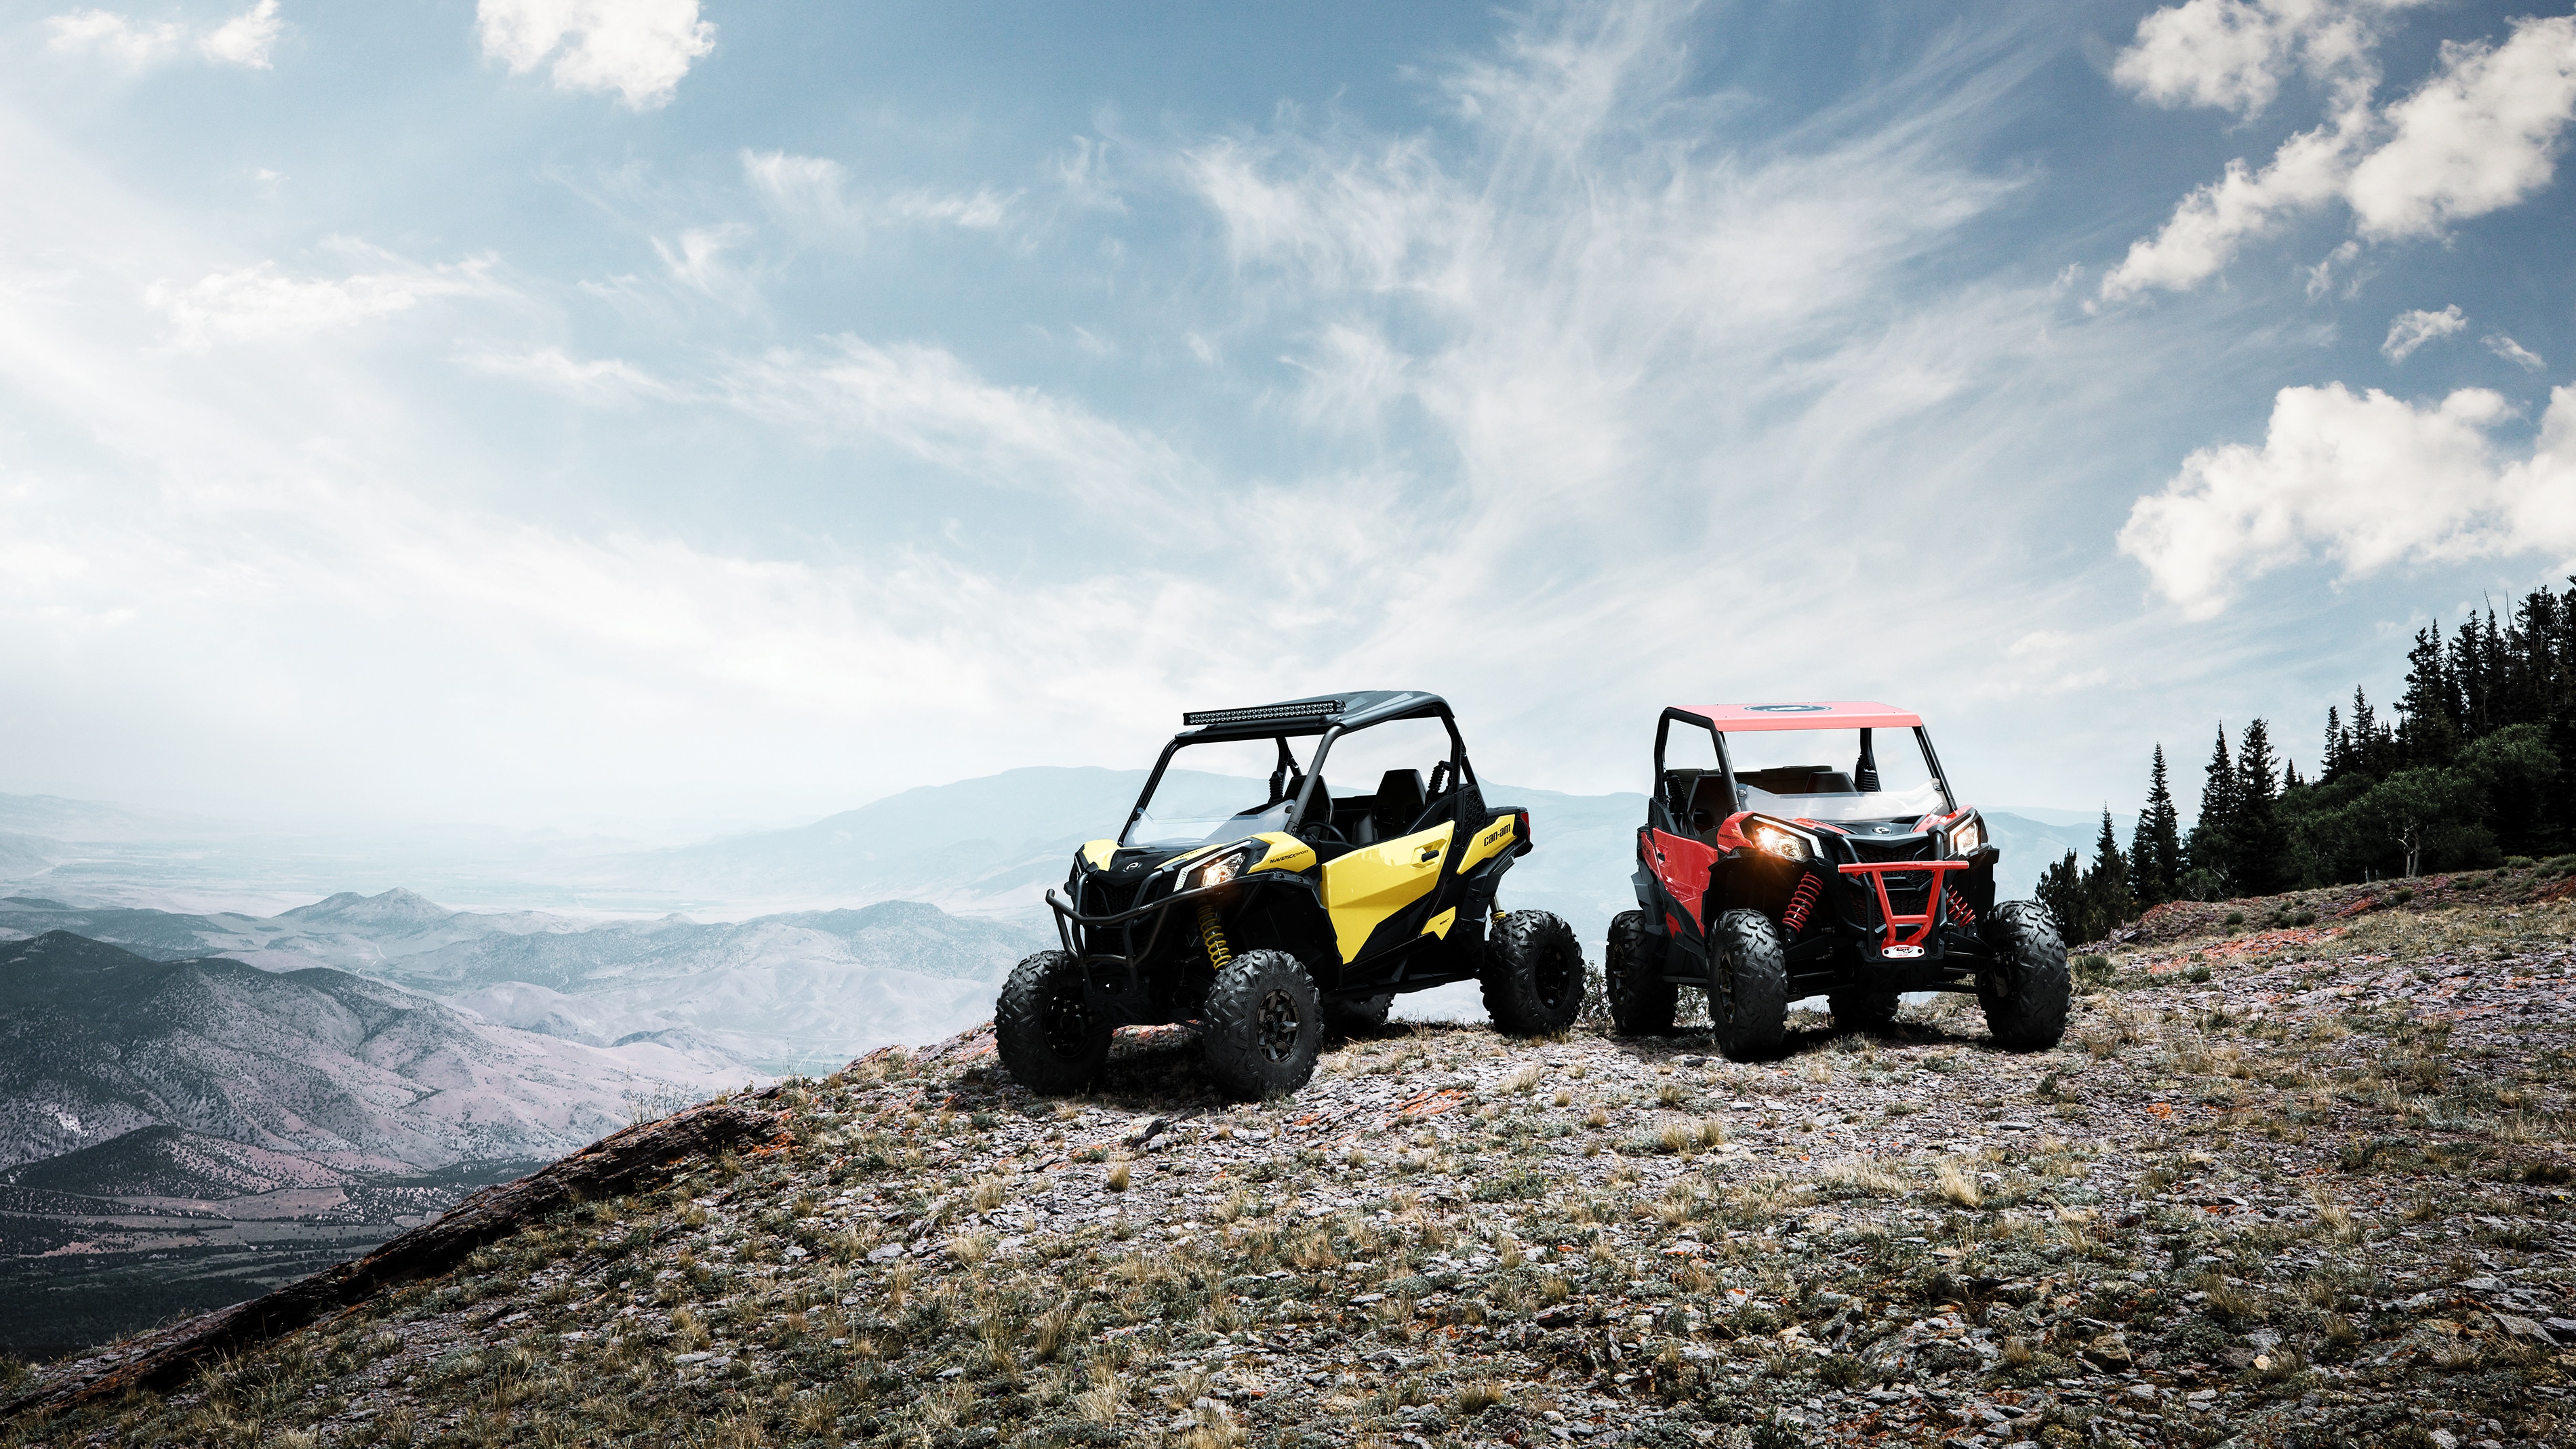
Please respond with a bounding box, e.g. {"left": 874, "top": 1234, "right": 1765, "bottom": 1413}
{"left": 7, "top": 891, "right": 2575, "bottom": 1449}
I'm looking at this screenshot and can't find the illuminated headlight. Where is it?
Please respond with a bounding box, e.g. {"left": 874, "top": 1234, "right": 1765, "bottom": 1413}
{"left": 1184, "top": 848, "right": 1253, "bottom": 891}
{"left": 1948, "top": 817, "right": 1984, "bottom": 857}
{"left": 1746, "top": 819, "right": 1813, "bottom": 863}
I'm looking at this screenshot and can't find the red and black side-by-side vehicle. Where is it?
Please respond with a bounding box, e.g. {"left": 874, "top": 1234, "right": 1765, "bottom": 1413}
{"left": 1607, "top": 701, "right": 2068, "bottom": 1059}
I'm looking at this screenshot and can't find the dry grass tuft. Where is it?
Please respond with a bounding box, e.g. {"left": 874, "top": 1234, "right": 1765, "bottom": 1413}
{"left": 1935, "top": 1160, "right": 1983, "bottom": 1208}
{"left": 1074, "top": 1364, "right": 1126, "bottom": 1424}
{"left": 1822, "top": 1156, "right": 1908, "bottom": 1196}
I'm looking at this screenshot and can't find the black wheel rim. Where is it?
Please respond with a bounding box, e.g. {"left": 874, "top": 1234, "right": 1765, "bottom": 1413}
{"left": 1255, "top": 987, "right": 1302, "bottom": 1062}
{"left": 1534, "top": 941, "right": 1575, "bottom": 1011}
{"left": 1041, "top": 977, "right": 1092, "bottom": 1057}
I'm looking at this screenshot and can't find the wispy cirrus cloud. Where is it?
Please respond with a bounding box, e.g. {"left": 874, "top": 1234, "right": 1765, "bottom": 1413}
{"left": 742, "top": 150, "right": 1018, "bottom": 246}
{"left": 144, "top": 245, "right": 503, "bottom": 349}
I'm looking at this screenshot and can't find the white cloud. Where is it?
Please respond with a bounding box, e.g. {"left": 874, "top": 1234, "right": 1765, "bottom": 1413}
{"left": 2097, "top": 102, "right": 2369, "bottom": 303}
{"left": 2379, "top": 304, "right": 2463, "bottom": 362}
{"left": 45, "top": 9, "right": 187, "bottom": 65}
{"left": 2489, "top": 333, "right": 2547, "bottom": 372}
{"left": 44, "top": 1, "right": 282, "bottom": 69}
{"left": 2346, "top": 18, "right": 2576, "bottom": 239}
{"left": 144, "top": 247, "right": 501, "bottom": 348}
{"left": 199, "top": 0, "right": 281, "bottom": 68}
{"left": 2119, "top": 380, "right": 2576, "bottom": 617}
{"left": 475, "top": 0, "right": 714, "bottom": 109}
{"left": 2101, "top": 12, "right": 2576, "bottom": 302}
{"left": 2112, "top": 0, "right": 2426, "bottom": 119}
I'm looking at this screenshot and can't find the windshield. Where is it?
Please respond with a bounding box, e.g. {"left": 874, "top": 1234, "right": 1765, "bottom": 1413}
{"left": 1721, "top": 727, "right": 1950, "bottom": 823}
{"left": 1121, "top": 737, "right": 1303, "bottom": 850}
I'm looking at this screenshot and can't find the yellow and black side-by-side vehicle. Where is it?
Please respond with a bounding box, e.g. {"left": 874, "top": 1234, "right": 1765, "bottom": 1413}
{"left": 995, "top": 691, "right": 1583, "bottom": 1099}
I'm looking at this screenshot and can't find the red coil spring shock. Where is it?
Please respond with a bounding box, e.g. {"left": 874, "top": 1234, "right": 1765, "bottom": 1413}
{"left": 1781, "top": 874, "right": 1822, "bottom": 934}
{"left": 1946, "top": 888, "right": 1977, "bottom": 926}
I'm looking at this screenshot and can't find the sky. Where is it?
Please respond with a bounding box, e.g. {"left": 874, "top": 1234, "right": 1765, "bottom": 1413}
{"left": 4, "top": 0, "right": 2575, "bottom": 838}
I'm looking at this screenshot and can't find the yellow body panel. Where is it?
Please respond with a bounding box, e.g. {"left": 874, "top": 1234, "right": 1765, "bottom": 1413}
{"left": 1249, "top": 832, "right": 1317, "bottom": 874}
{"left": 1319, "top": 821, "right": 1455, "bottom": 964}
{"left": 1425, "top": 907, "right": 1457, "bottom": 939}
{"left": 1081, "top": 839, "right": 1118, "bottom": 870}
{"left": 1457, "top": 813, "right": 1518, "bottom": 872}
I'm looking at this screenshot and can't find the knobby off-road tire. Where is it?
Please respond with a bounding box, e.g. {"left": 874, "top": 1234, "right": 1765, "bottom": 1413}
{"left": 994, "top": 950, "right": 1111, "bottom": 1094}
{"left": 1481, "top": 910, "right": 1586, "bottom": 1036}
{"left": 1320, "top": 992, "right": 1394, "bottom": 1039}
{"left": 1707, "top": 909, "right": 1790, "bottom": 1061}
{"left": 1979, "top": 899, "right": 2071, "bottom": 1051}
{"left": 1828, "top": 989, "right": 1901, "bottom": 1033}
{"left": 1605, "top": 910, "right": 1677, "bottom": 1036}
{"left": 1203, "top": 949, "right": 1324, "bottom": 1099}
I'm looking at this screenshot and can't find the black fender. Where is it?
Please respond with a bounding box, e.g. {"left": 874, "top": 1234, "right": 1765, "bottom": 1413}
{"left": 1706, "top": 850, "right": 1805, "bottom": 921}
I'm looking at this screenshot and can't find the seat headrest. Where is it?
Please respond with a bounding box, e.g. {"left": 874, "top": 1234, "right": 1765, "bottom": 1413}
{"left": 1373, "top": 769, "right": 1427, "bottom": 836}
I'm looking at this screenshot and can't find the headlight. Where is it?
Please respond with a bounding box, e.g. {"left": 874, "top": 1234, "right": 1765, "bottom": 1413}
{"left": 1746, "top": 819, "right": 1813, "bottom": 863}
{"left": 1949, "top": 817, "right": 1983, "bottom": 857}
{"left": 1184, "top": 848, "right": 1253, "bottom": 890}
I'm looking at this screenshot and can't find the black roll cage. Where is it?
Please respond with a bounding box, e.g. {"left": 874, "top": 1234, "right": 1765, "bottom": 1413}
{"left": 1119, "top": 703, "right": 1476, "bottom": 849}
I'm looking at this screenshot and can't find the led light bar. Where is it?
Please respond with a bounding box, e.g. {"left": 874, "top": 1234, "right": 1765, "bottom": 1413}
{"left": 1182, "top": 699, "right": 1343, "bottom": 728}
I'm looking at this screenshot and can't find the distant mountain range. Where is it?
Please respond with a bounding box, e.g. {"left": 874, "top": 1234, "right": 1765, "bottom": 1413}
{"left": 0, "top": 931, "right": 748, "bottom": 1176}
{"left": 0, "top": 889, "right": 1043, "bottom": 1076}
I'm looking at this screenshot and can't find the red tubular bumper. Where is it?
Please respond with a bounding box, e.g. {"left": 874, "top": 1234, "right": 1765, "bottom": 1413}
{"left": 1835, "top": 859, "right": 1971, "bottom": 954}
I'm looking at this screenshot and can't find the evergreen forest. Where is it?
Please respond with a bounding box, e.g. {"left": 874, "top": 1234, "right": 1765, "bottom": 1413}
{"left": 2036, "top": 580, "right": 2576, "bottom": 943}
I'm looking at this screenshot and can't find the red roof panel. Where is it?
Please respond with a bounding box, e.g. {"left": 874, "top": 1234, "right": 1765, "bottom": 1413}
{"left": 1676, "top": 701, "right": 1924, "bottom": 731}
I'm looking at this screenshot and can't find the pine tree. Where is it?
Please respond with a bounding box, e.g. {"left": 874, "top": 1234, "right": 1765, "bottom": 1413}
{"left": 2187, "top": 727, "right": 2239, "bottom": 895}
{"left": 2083, "top": 807, "right": 2133, "bottom": 935}
{"left": 2036, "top": 850, "right": 2086, "bottom": 944}
{"left": 2130, "top": 744, "right": 2181, "bottom": 908}
{"left": 2322, "top": 705, "right": 2348, "bottom": 779}
{"left": 2234, "top": 718, "right": 2288, "bottom": 895}
{"left": 2400, "top": 625, "right": 2461, "bottom": 765}
{"left": 2351, "top": 687, "right": 2383, "bottom": 777}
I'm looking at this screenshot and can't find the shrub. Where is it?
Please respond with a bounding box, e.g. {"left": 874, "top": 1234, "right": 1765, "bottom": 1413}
{"left": 2505, "top": 855, "right": 2536, "bottom": 869}
{"left": 2290, "top": 909, "right": 2317, "bottom": 926}
{"left": 2186, "top": 964, "right": 2212, "bottom": 983}
{"left": 2223, "top": 910, "right": 2246, "bottom": 928}
{"left": 2072, "top": 954, "right": 2113, "bottom": 986}
{"left": 2389, "top": 886, "right": 2413, "bottom": 905}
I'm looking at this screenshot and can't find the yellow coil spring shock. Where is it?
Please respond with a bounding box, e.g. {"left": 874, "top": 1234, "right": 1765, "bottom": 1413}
{"left": 1196, "top": 899, "right": 1234, "bottom": 970}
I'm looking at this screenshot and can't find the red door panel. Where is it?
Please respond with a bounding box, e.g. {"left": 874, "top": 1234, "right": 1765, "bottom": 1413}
{"left": 1647, "top": 828, "right": 1720, "bottom": 934}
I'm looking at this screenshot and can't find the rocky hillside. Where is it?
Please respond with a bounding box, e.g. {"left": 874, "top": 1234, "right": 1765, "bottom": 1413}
{"left": 7, "top": 889, "right": 2575, "bottom": 1448}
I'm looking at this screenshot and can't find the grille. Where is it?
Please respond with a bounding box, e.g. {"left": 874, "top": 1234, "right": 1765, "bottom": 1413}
{"left": 1840, "top": 835, "right": 1937, "bottom": 933}
{"left": 1081, "top": 876, "right": 1141, "bottom": 917}
{"left": 1182, "top": 699, "right": 1342, "bottom": 728}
